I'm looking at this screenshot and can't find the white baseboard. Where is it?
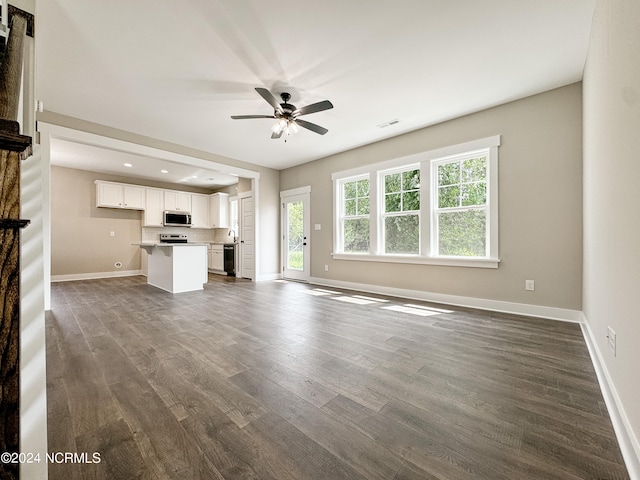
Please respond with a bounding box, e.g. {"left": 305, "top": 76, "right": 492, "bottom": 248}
{"left": 580, "top": 315, "right": 640, "bottom": 480}
{"left": 51, "top": 270, "right": 143, "bottom": 283}
{"left": 308, "top": 277, "right": 581, "bottom": 322}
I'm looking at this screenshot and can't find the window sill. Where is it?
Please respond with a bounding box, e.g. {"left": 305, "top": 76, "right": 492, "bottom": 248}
{"left": 331, "top": 253, "right": 500, "bottom": 269}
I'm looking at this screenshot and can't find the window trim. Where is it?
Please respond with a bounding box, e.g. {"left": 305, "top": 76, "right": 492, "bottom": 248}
{"left": 335, "top": 174, "right": 371, "bottom": 254}
{"left": 378, "top": 164, "right": 421, "bottom": 255}
{"left": 332, "top": 136, "right": 500, "bottom": 268}
{"left": 431, "top": 149, "right": 492, "bottom": 259}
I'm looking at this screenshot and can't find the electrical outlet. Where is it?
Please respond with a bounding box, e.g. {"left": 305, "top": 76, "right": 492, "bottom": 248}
{"left": 324, "top": 264, "right": 329, "bottom": 272}
{"left": 607, "top": 327, "right": 616, "bottom": 356}
{"left": 525, "top": 280, "right": 535, "bottom": 291}
{"left": 110, "top": 231, "right": 115, "bottom": 237}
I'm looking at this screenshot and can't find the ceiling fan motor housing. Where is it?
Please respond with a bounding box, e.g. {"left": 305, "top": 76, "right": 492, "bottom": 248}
{"left": 277, "top": 93, "right": 296, "bottom": 118}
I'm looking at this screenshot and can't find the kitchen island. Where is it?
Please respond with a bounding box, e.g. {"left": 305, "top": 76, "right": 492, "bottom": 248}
{"left": 137, "top": 242, "right": 208, "bottom": 293}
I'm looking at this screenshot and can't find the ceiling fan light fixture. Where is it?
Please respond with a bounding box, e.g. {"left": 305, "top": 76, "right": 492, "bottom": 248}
{"left": 288, "top": 120, "right": 299, "bottom": 134}
{"left": 272, "top": 118, "right": 287, "bottom": 134}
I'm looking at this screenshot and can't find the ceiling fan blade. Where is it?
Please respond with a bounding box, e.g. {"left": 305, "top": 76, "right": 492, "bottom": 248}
{"left": 295, "top": 119, "right": 328, "bottom": 135}
{"left": 255, "top": 87, "right": 283, "bottom": 114}
{"left": 230, "top": 115, "right": 275, "bottom": 119}
{"left": 294, "top": 100, "right": 334, "bottom": 116}
{"left": 271, "top": 130, "right": 283, "bottom": 139}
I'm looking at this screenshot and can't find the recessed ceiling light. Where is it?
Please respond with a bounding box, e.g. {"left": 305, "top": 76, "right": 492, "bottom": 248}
{"left": 191, "top": 175, "right": 198, "bottom": 179}
{"left": 160, "top": 169, "right": 168, "bottom": 173}
{"left": 124, "top": 163, "right": 133, "bottom": 167}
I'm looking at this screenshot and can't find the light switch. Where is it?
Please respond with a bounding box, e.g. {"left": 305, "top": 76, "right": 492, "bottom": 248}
{"left": 314, "top": 224, "right": 321, "bottom": 230}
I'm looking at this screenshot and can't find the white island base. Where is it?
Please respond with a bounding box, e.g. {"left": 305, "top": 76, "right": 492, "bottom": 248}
{"left": 139, "top": 243, "right": 208, "bottom": 293}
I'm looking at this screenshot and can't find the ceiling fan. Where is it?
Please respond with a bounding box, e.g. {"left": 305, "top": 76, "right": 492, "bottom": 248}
{"left": 231, "top": 88, "right": 333, "bottom": 139}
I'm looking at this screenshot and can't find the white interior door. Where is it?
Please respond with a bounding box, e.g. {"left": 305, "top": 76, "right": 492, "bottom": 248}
{"left": 239, "top": 195, "right": 254, "bottom": 279}
{"left": 282, "top": 192, "right": 310, "bottom": 281}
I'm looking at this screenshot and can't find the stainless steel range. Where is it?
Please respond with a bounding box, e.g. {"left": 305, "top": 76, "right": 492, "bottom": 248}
{"left": 159, "top": 233, "right": 188, "bottom": 244}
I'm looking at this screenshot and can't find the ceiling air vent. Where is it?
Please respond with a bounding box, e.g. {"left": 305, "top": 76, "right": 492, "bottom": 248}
{"left": 377, "top": 119, "right": 400, "bottom": 129}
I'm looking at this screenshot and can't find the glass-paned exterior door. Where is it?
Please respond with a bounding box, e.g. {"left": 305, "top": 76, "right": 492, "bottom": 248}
{"left": 282, "top": 191, "right": 310, "bottom": 281}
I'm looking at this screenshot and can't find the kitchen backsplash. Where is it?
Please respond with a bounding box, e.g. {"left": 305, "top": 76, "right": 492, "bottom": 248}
{"left": 213, "top": 228, "right": 236, "bottom": 243}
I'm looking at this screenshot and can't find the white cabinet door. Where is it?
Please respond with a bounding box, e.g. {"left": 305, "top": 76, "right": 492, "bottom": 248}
{"left": 177, "top": 192, "right": 191, "bottom": 212}
{"left": 144, "top": 189, "right": 164, "bottom": 226}
{"left": 96, "top": 182, "right": 123, "bottom": 208}
{"left": 191, "top": 194, "right": 210, "bottom": 229}
{"left": 96, "top": 182, "right": 145, "bottom": 210}
{"left": 164, "top": 191, "right": 178, "bottom": 211}
{"left": 209, "top": 193, "right": 230, "bottom": 228}
{"left": 164, "top": 191, "right": 192, "bottom": 212}
{"left": 211, "top": 245, "right": 224, "bottom": 271}
{"left": 123, "top": 185, "right": 145, "bottom": 209}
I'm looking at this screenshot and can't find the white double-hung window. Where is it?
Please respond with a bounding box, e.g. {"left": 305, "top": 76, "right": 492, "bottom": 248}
{"left": 332, "top": 135, "right": 500, "bottom": 268}
{"left": 338, "top": 175, "right": 371, "bottom": 253}
{"left": 381, "top": 166, "right": 421, "bottom": 254}
{"left": 432, "top": 152, "right": 489, "bottom": 257}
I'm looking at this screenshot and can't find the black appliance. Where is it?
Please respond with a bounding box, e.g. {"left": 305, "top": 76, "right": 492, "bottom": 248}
{"left": 224, "top": 244, "right": 236, "bottom": 276}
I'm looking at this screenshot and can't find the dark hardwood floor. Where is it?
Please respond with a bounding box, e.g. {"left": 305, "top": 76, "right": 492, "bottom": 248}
{"left": 46, "top": 275, "right": 629, "bottom": 479}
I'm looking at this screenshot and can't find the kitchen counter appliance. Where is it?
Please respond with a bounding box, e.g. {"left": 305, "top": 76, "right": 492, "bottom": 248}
{"left": 160, "top": 233, "right": 188, "bottom": 244}
{"left": 163, "top": 210, "right": 192, "bottom": 227}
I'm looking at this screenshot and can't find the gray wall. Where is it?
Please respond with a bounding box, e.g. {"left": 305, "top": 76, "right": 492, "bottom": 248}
{"left": 583, "top": 0, "right": 640, "bottom": 471}
{"left": 280, "top": 83, "right": 583, "bottom": 310}
{"left": 51, "top": 167, "right": 144, "bottom": 276}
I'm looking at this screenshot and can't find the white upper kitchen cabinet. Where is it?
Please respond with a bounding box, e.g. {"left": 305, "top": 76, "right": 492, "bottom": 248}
{"left": 123, "top": 186, "right": 145, "bottom": 209}
{"left": 144, "top": 188, "right": 164, "bottom": 227}
{"left": 164, "top": 190, "right": 191, "bottom": 212}
{"left": 191, "top": 194, "right": 210, "bottom": 229}
{"left": 96, "top": 181, "right": 145, "bottom": 209}
{"left": 209, "top": 193, "right": 229, "bottom": 228}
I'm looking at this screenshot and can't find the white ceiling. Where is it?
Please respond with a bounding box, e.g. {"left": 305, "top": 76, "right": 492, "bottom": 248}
{"left": 50, "top": 138, "right": 239, "bottom": 189}
{"left": 37, "top": 0, "right": 596, "bottom": 176}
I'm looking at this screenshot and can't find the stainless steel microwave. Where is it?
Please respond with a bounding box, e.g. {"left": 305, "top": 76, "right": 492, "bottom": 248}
{"left": 163, "top": 210, "right": 192, "bottom": 227}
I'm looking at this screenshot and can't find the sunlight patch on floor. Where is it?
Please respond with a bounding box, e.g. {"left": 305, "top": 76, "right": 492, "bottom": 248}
{"left": 404, "top": 304, "right": 453, "bottom": 314}
{"left": 302, "top": 289, "right": 335, "bottom": 296}
{"left": 313, "top": 288, "right": 342, "bottom": 294}
{"left": 382, "top": 305, "right": 442, "bottom": 317}
{"left": 333, "top": 296, "right": 377, "bottom": 305}
{"left": 300, "top": 288, "right": 449, "bottom": 317}
{"left": 352, "top": 295, "right": 390, "bottom": 303}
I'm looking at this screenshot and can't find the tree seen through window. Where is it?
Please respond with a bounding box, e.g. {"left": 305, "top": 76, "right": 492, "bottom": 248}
{"left": 383, "top": 168, "right": 420, "bottom": 254}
